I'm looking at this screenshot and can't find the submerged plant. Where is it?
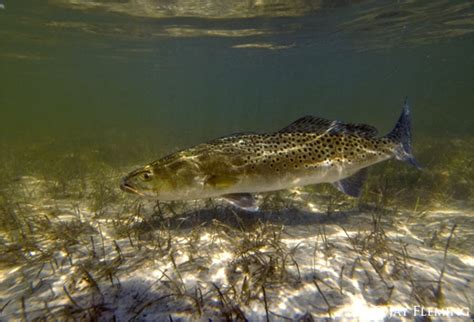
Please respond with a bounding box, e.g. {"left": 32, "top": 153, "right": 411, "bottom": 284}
{"left": 1, "top": 135, "right": 473, "bottom": 320}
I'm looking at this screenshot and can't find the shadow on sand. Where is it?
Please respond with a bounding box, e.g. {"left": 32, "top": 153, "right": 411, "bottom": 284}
{"left": 131, "top": 202, "right": 370, "bottom": 235}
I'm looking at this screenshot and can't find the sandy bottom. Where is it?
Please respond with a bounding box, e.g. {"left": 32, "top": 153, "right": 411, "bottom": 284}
{"left": 1, "top": 180, "right": 473, "bottom": 321}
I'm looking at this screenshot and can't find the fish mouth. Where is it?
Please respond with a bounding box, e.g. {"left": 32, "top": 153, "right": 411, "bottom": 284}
{"left": 120, "top": 179, "right": 143, "bottom": 196}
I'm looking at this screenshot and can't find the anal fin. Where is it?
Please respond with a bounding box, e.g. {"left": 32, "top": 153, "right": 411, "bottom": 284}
{"left": 221, "top": 193, "right": 258, "bottom": 211}
{"left": 332, "top": 168, "right": 368, "bottom": 197}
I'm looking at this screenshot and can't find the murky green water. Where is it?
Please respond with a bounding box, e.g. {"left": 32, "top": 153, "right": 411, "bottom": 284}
{"left": 1, "top": 0, "right": 474, "bottom": 145}
{"left": 1, "top": 0, "right": 473, "bottom": 320}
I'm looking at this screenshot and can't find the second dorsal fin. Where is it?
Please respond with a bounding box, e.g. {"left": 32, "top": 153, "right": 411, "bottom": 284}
{"left": 278, "top": 116, "right": 378, "bottom": 136}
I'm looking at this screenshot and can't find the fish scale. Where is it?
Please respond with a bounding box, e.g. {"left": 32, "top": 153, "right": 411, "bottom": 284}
{"left": 200, "top": 131, "right": 393, "bottom": 173}
{"left": 121, "top": 99, "right": 420, "bottom": 210}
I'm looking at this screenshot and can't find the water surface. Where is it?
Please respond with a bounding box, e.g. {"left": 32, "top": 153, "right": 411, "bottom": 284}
{"left": 1, "top": 0, "right": 473, "bottom": 147}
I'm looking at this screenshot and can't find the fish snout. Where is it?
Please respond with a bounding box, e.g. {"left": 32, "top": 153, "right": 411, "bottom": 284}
{"left": 120, "top": 177, "right": 138, "bottom": 194}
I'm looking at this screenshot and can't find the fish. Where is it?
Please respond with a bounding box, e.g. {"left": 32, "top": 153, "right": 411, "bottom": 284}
{"left": 120, "top": 99, "right": 420, "bottom": 211}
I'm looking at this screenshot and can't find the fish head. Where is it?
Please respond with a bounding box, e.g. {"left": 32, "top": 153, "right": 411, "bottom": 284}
{"left": 120, "top": 156, "right": 204, "bottom": 200}
{"left": 120, "top": 165, "right": 165, "bottom": 198}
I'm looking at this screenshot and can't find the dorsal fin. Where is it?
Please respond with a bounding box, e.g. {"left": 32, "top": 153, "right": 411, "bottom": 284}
{"left": 277, "top": 116, "right": 333, "bottom": 133}
{"left": 277, "top": 116, "right": 378, "bottom": 136}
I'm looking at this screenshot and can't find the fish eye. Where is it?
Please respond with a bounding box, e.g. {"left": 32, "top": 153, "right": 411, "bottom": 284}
{"left": 140, "top": 171, "right": 153, "bottom": 181}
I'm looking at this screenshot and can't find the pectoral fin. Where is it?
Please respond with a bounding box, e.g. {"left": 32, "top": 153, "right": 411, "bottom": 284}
{"left": 332, "top": 168, "right": 368, "bottom": 197}
{"left": 221, "top": 193, "right": 258, "bottom": 211}
{"left": 205, "top": 174, "right": 239, "bottom": 189}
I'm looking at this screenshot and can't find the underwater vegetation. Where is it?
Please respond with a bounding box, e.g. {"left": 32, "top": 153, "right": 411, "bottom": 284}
{"left": 0, "top": 135, "right": 473, "bottom": 320}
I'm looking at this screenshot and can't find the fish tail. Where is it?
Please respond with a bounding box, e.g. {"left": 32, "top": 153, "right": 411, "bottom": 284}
{"left": 385, "top": 97, "right": 421, "bottom": 169}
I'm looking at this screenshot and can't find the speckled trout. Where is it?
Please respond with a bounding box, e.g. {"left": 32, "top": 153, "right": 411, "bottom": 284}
{"left": 121, "top": 99, "right": 420, "bottom": 210}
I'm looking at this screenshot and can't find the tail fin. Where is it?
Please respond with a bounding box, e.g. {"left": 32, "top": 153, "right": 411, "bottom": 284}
{"left": 385, "top": 98, "right": 421, "bottom": 169}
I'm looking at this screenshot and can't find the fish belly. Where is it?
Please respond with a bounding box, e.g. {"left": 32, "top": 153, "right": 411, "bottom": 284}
{"left": 232, "top": 164, "right": 359, "bottom": 194}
